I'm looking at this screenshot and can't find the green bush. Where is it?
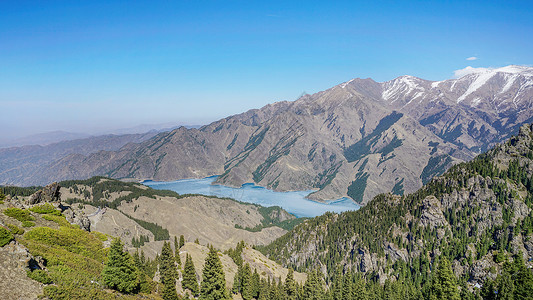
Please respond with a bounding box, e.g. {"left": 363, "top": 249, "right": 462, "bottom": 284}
{"left": 22, "top": 221, "right": 35, "bottom": 227}
{"left": 27, "top": 269, "right": 52, "bottom": 284}
{"left": 4, "top": 207, "right": 35, "bottom": 222}
{"left": 494, "top": 251, "right": 506, "bottom": 263}
{"left": 24, "top": 226, "right": 106, "bottom": 263}
{"left": 0, "top": 226, "right": 14, "bottom": 246}
{"left": 93, "top": 231, "right": 108, "bottom": 242}
{"left": 30, "top": 203, "right": 62, "bottom": 216}
{"left": 7, "top": 223, "right": 24, "bottom": 235}
{"left": 42, "top": 214, "right": 71, "bottom": 227}
{"left": 21, "top": 226, "right": 129, "bottom": 299}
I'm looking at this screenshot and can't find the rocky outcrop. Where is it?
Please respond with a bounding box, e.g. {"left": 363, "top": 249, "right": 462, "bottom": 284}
{"left": 63, "top": 206, "right": 91, "bottom": 231}
{"left": 419, "top": 195, "right": 449, "bottom": 229}
{"left": 27, "top": 182, "right": 61, "bottom": 205}
{"left": 0, "top": 241, "right": 44, "bottom": 300}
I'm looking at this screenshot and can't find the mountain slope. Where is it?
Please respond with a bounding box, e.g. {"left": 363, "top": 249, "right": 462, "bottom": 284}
{"left": 260, "top": 123, "right": 533, "bottom": 288}
{"left": 7, "top": 66, "right": 533, "bottom": 205}
{"left": 56, "top": 176, "right": 298, "bottom": 251}
{"left": 0, "top": 132, "right": 159, "bottom": 186}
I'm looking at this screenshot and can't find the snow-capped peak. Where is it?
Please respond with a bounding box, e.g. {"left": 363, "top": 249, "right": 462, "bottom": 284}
{"left": 381, "top": 75, "right": 425, "bottom": 102}
{"left": 455, "top": 65, "right": 533, "bottom": 104}
{"left": 454, "top": 65, "right": 533, "bottom": 79}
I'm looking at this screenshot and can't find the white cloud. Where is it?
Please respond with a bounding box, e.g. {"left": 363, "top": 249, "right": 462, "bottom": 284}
{"left": 466, "top": 56, "right": 478, "bottom": 61}
{"left": 453, "top": 66, "right": 493, "bottom": 78}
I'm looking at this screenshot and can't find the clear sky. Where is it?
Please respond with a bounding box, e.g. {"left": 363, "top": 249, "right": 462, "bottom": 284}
{"left": 1, "top": 0, "right": 532, "bottom": 139}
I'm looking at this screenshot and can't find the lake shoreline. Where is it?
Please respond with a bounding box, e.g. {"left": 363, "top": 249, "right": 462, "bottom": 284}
{"left": 143, "top": 175, "right": 360, "bottom": 218}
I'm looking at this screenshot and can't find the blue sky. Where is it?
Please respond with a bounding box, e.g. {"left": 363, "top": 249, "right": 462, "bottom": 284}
{"left": 1, "top": 0, "right": 532, "bottom": 139}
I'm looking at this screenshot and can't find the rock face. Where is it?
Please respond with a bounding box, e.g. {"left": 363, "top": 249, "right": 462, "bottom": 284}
{"left": 63, "top": 206, "right": 91, "bottom": 231}
{"left": 0, "top": 241, "right": 44, "bottom": 300}
{"left": 5, "top": 66, "right": 533, "bottom": 205}
{"left": 28, "top": 182, "right": 61, "bottom": 205}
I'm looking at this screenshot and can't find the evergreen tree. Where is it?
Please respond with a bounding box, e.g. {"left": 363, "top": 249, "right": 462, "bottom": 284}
{"left": 331, "top": 269, "right": 343, "bottom": 300}
{"left": 200, "top": 246, "right": 230, "bottom": 300}
{"left": 241, "top": 263, "right": 253, "bottom": 300}
{"left": 133, "top": 250, "right": 142, "bottom": 270}
{"left": 160, "top": 241, "right": 179, "bottom": 300}
{"left": 303, "top": 270, "right": 323, "bottom": 300}
{"left": 342, "top": 270, "right": 353, "bottom": 300}
{"left": 180, "top": 235, "right": 185, "bottom": 248}
{"left": 352, "top": 273, "right": 367, "bottom": 300}
{"left": 285, "top": 268, "right": 298, "bottom": 300}
{"left": 174, "top": 236, "right": 181, "bottom": 265}
{"left": 251, "top": 269, "right": 260, "bottom": 299}
{"left": 429, "top": 258, "right": 460, "bottom": 300}
{"left": 183, "top": 254, "right": 200, "bottom": 296}
{"left": 232, "top": 264, "right": 243, "bottom": 294}
{"left": 258, "top": 278, "right": 269, "bottom": 300}
{"left": 102, "top": 238, "right": 139, "bottom": 294}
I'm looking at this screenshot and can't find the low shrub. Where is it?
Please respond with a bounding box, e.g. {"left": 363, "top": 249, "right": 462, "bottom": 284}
{"left": 3, "top": 207, "right": 35, "bottom": 222}
{"left": 42, "top": 214, "right": 71, "bottom": 227}
{"left": 27, "top": 269, "right": 52, "bottom": 284}
{"left": 0, "top": 226, "right": 14, "bottom": 246}
{"left": 7, "top": 223, "right": 24, "bottom": 235}
{"left": 29, "top": 203, "right": 62, "bottom": 216}
{"left": 92, "top": 231, "right": 108, "bottom": 242}
{"left": 22, "top": 221, "right": 35, "bottom": 227}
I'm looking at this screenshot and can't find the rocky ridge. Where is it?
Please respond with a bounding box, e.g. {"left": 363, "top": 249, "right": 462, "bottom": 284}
{"left": 5, "top": 66, "right": 533, "bottom": 205}
{"left": 261, "top": 123, "right": 533, "bottom": 288}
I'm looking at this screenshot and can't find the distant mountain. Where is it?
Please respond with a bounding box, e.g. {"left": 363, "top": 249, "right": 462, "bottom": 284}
{"left": 0, "top": 132, "right": 159, "bottom": 186}
{"left": 4, "top": 65, "right": 533, "bottom": 204}
{"left": 261, "top": 123, "right": 533, "bottom": 290}
{"left": 0, "top": 131, "right": 91, "bottom": 148}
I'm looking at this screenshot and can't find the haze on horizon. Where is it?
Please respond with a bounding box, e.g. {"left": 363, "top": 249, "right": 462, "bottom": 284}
{"left": 1, "top": 0, "right": 532, "bottom": 141}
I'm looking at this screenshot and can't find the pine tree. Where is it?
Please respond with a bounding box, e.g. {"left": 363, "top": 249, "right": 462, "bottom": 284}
{"left": 251, "top": 269, "right": 260, "bottom": 299}
{"left": 232, "top": 264, "right": 242, "bottom": 294}
{"left": 429, "top": 258, "right": 460, "bottom": 300}
{"left": 102, "top": 238, "right": 139, "bottom": 294}
{"left": 183, "top": 254, "right": 200, "bottom": 296}
{"left": 353, "top": 273, "right": 367, "bottom": 300}
{"left": 258, "top": 278, "right": 269, "bottom": 300}
{"left": 285, "top": 268, "right": 298, "bottom": 300}
{"left": 303, "top": 270, "right": 323, "bottom": 300}
{"left": 133, "top": 250, "right": 142, "bottom": 270}
{"left": 174, "top": 236, "right": 181, "bottom": 266}
{"left": 200, "top": 246, "right": 230, "bottom": 300}
{"left": 180, "top": 235, "right": 185, "bottom": 248}
{"left": 342, "top": 270, "right": 353, "bottom": 300}
{"left": 241, "top": 263, "right": 253, "bottom": 300}
{"left": 160, "top": 241, "right": 179, "bottom": 300}
{"left": 331, "top": 269, "right": 343, "bottom": 300}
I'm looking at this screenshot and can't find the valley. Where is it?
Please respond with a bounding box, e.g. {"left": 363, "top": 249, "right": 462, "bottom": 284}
{"left": 1, "top": 122, "right": 533, "bottom": 299}
{"left": 145, "top": 176, "right": 360, "bottom": 218}
{"left": 2, "top": 66, "right": 532, "bottom": 206}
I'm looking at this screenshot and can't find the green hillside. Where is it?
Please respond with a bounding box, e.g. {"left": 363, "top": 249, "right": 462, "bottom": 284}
{"left": 259, "top": 123, "right": 533, "bottom": 299}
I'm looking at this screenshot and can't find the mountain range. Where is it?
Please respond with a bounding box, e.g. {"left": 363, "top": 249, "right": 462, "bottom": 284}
{"left": 262, "top": 122, "right": 533, "bottom": 291}
{"left": 2, "top": 65, "right": 533, "bottom": 205}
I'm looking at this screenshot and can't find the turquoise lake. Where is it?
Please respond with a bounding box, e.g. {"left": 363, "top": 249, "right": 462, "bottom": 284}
{"left": 144, "top": 176, "right": 360, "bottom": 218}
